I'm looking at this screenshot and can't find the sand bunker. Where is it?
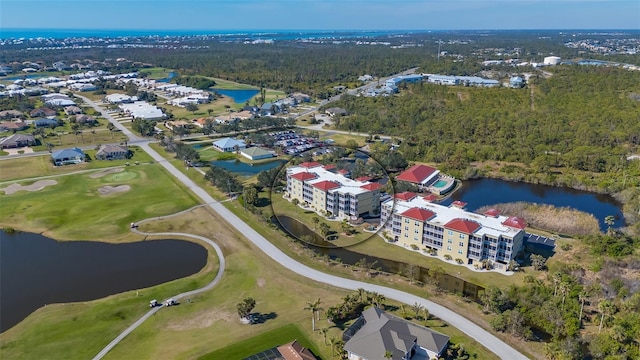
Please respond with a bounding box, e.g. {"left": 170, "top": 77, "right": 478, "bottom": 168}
{"left": 98, "top": 185, "right": 131, "bottom": 195}
{"left": 90, "top": 168, "right": 124, "bottom": 179}
{"left": 1, "top": 180, "right": 58, "bottom": 195}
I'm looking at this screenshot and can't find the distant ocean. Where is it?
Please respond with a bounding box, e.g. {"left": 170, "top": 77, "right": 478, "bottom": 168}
{"left": 0, "top": 28, "right": 427, "bottom": 40}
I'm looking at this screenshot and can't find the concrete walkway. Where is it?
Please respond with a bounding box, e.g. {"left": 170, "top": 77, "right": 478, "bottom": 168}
{"left": 83, "top": 94, "right": 529, "bottom": 360}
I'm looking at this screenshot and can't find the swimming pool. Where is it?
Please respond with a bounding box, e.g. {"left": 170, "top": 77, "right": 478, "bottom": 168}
{"left": 433, "top": 179, "right": 448, "bottom": 188}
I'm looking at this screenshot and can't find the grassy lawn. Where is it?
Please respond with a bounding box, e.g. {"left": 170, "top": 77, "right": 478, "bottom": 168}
{"left": 0, "top": 147, "right": 152, "bottom": 182}
{"left": 0, "top": 163, "right": 199, "bottom": 241}
{"left": 0, "top": 225, "right": 220, "bottom": 360}
{"left": 271, "top": 193, "right": 374, "bottom": 248}
{"left": 211, "top": 78, "right": 258, "bottom": 90}
{"left": 94, "top": 207, "right": 347, "bottom": 360}
{"left": 162, "top": 96, "right": 242, "bottom": 119}
{"left": 198, "top": 324, "right": 319, "bottom": 360}
{"left": 143, "top": 67, "right": 173, "bottom": 80}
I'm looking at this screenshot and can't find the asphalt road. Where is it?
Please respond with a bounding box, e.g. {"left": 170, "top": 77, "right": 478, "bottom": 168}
{"left": 83, "top": 94, "right": 529, "bottom": 360}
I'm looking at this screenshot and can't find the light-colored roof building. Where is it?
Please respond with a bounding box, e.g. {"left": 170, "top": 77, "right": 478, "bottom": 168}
{"left": 286, "top": 162, "right": 382, "bottom": 218}
{"left": 118, "top": 101, "right": 165, "bottom": 121}
{"left": 381, "top": 192, "right": 527, "bottom": 268}
{"left": 344, "top": 307, "right": 449, "bottom": 360}
{"left": 212, "top": 137, "right": 246, "bottom": 152}
{"left": 240, "top": 147, "right": 274, "bottom": 161}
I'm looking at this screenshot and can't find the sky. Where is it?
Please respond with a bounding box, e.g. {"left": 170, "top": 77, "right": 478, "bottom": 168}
{"left": 1, "top": 0, "right": 639, "bottom": 31}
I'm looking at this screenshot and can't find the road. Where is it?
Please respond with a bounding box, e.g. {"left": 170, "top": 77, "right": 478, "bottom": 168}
{"left": 81, "top": 95, "right": 528, "bottom": 359}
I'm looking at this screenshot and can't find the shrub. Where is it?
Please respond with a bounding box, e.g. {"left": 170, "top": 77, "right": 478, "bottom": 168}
{"left": 560, "top": 243, "right": 573, "bottom": 251}
{"left": 455, "top": 258, "right": 464, "bottom": 264}
{"left": 410, "top": 244, "right": 419, "bottom": 250}
{"left": 444, "top": 254, "right": 452, "bottom": 261}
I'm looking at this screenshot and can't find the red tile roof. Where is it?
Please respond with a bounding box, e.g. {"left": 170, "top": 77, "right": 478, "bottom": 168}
{"left": 337, "top": 169, "right": 349, "bottom": 174}
{"left": 394, "top": 191, "right": 416, "bottom": 201}
{"left": 355, "top": 176, "right": 372, "bottom": 182}
{"left": 290, "top": 172, "right": 318, "bottom": 181}
{"left": 323, "top": 164, "right": 337, "bottom": 170}
{"left": 444, "top": 218, "right": 481, "bottom": 234}
{"left": 502, "top": 216, "right": 527, "bottom": 229}
{"left": 312, "top": 180, "right": 341, "bottom": 191}
{"left": 396, "top": 164, "right": 438, "bottom": 184}
{"left": 300, "top": 161, "right": 322, "bottom": 168}
{"left": 360, "top": 183, "right": 382, "bottom": 191}
{"left": 423, "top": 194, "right": 438, "bottom": 202}
{"left": 451, "top": 200, "right": 467, "bottom": 208}
{"left": 401, "top": 207, "right": 436, "bottom": 222}
{"left": 484, "top": 208, "right": 501, "bottom": 217}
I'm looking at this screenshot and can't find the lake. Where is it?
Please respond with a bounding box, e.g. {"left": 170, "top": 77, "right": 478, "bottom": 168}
{"left": 155, "top": 71, "right": 176, "bottom": 83}
{"left": 0, "top": 231, "right": 207, "bottom": 332}
{"left": 441, "top": 178, "right": 624, "bottom": 229}
{"left": 211, "top": 159, "right": 286, "bottom": 176}
{"left": 211, "top": 89, "right": 260, "bottom": 103}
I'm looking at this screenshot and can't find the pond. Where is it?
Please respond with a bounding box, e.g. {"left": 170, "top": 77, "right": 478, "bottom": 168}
{"left": 441, "top": 178, "right": 624, "bottom": 230}
{"left": 211, "top": 159, "right": 286, "bottom": 176}
{"left": 210, "top": 89, "right": 260, "bottom": 104}
{"left": 0, "top": 230, "right": 207, "bottom": 332}
{"left": 155, "top": 71, "right": 176, "bottom": 83}
{"left": 274, "top": 216, "right": 484, "bottom": 301}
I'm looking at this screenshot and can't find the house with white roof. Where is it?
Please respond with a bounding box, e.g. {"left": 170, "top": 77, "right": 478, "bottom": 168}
{"left": 212, "top": 137, "right": 246, "bottom": 152}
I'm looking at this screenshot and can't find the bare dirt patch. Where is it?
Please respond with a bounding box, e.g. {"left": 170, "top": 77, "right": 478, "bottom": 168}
{"left": 98, "top": 185, "right": 131, "bottom": 195}
{"left": 90, "top": 167, "right": 124, "bottom": 179}
{"left": 166, "top": 308, "right": 235, "bottom": 331}
{"left": 1, "top": 180, "right": 57, "bottom": 195}
{"left": 257, "top": 278, "right": 266, "bottom": 287}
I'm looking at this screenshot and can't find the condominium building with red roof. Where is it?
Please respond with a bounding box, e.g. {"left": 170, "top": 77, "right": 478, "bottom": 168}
{"left": 286, "top": 163, "right": 382, "bottom": 218}
{"left": 380, "top": 195, "right": 527, "bottom": 269}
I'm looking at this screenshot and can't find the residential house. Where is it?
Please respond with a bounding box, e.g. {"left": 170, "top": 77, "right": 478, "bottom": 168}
{"left": 325, "top": 107, "right": 347, "bottom": 117}
{"left": 46, "top": 98, "right": 76, "bottom": 107}
{"left": 396, "top": 164, "right": 440, "bottom": 187}
{"left": 343, "top": 307, "right": 449, "bottom": 360}
{"left": 0, "top": 121, "right": 29, "bottom": 132}
{"left": 64, "top": 106, "right": 83, "bottom": 115}
{"left": 51, "top": 147, "right": 85, "bottom": 165}
{"left": 0, "top": 110, "right": 23, "bottom": 119}
{"left": 30, "top": 107, "right": 57, "bottom": 118}
{"left": 509, "top": 76, "right": 525, "bottom": 88}
{"left": 276, "top": 340, "right": 319, "bottom": 360}
{"left": 286, "top": 162, "right": 382, "bottom": 218}
{"left": 0, "top": 134, "right": 36, "bottom": 148}
{"left": 95, "top": 144, "right": 130, "bottom": 160}
{"left": 240, "top": 147, "right": 275, "bottom": 161}
{"left": 212, "top": 137, "right": 246, "bottom": 152}
{"left": 73, "top": 114, "right": 97, "bottom": 125}
{"left": 34, "top": 118, "right": 59, "bottom": 128}
{"left": 105, "top": 93, "right": 138, "bottom": 104}
{"left": 52, "top": 61, "right": 72, "bottom": 71}
{"left": 380, "top": 192, "right": 527, "bottom": 269}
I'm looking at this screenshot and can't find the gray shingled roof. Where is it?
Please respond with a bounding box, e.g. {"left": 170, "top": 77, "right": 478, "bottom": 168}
{"left": 344, "top": 307, "right": 449, "bottom": 360}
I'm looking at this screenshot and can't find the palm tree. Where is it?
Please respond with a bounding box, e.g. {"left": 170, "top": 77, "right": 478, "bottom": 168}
{"left": 311, "top": 216, "right": 320, "bottom": 230}
{"left": 598, "top": 299, "right": 614, "bottom": 333}
{"left": 578, "top": 290, "right": 588, "bottom": 325}
{"left": 107, "top": 123, "right": 115, "bottom": 139}
{"left": 292, "top": 198, "right": 299, "bottom": 212}
{"left": 90, "top": 129, "right": 96, "bottom": 142}
{"left": 329, "top": 337, "right": 337, "bottom": 357}
{"left": 304, "top": 298, "right": 322, "bottom": 331}
{"left": 412, "top": 302, "right": 424, "bottom": 319}
{"left": 552, "top": 273, "right": 562, "bottom": 297}
{"left": 320, "top": 328, "right": 328, "bottom": 346}
{"left": 604, "top": 215, "right": 615, "bottom": 235}
{"left": 384, "top": 350, "right": 393, "bottom": 360}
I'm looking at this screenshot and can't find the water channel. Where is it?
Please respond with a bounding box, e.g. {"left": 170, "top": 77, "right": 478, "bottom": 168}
{"left": 275, "top": 216, "right": 484, "bottom": 301}
{"left": 0, "top": 231, "right": 207, "bottom": 332}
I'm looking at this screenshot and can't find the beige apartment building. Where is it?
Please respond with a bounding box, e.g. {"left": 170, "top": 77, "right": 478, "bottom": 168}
{"left": 286, "top": 162, "right": 382, "bottom": 218}
{"left": 381, "top": 192, "right": 527, "bottom": 268}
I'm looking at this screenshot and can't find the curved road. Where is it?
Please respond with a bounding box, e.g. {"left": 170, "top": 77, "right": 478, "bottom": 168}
{"left": 92, "top": 206, "right": 226, "bottom": 360}
{"left": 82, "top": 95, "right": 529, "bottom": 359}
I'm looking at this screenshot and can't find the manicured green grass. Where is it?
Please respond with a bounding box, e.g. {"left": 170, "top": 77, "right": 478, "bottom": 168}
{"left": 0, "top": 163, "right": 199, "bottom": 240}
{"left": 143, "top": 67, "right": 173, "bottom": 80}
{"left": 211, "top": 78, "right": 259, "bottom": 90}
{"left": 198, "top": 324, "right": 319, "bottom": 360}
{"left": 0, "top": 147, "right": 152, "bottom": 182}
